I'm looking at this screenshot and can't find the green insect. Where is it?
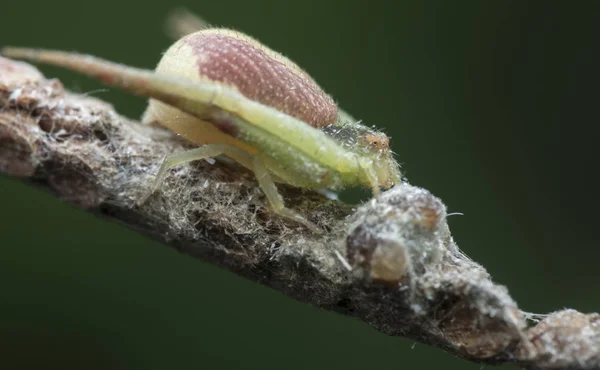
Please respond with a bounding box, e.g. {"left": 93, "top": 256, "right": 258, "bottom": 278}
{"left": 2, "top": 11, "right": 402, "bottom": 232}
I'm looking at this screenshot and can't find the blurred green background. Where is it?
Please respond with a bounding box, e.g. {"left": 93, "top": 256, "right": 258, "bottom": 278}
{"left": 1, "top": 1, "right": 599, "bottom": 369}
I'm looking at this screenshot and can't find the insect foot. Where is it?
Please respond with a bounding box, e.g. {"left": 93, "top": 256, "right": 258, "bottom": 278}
{"left": 346, "top": 183, "right": 453, "bottom": 309}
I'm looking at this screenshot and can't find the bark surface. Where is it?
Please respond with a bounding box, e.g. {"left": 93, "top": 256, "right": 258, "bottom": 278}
{"left": 1, "top": 57, "right": 598, "bottom": 370}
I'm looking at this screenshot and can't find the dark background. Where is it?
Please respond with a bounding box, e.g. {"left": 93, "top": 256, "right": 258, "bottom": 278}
{"left": 1, "top": 1, "right": 599, "bottom": 369}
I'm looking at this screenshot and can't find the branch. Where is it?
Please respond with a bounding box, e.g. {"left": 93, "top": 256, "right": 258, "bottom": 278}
{"left": 1, "top": 56, "right": 598, "bottom": 370}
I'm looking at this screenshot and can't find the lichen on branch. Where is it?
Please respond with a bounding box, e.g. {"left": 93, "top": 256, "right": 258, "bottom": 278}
{"left": 0, "top": 56, "right": 598, "bottom": 370}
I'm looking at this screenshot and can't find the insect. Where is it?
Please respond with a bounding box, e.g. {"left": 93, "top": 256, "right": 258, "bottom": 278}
{"left": 2, "top": 11, "right": 402, "bottom": 232}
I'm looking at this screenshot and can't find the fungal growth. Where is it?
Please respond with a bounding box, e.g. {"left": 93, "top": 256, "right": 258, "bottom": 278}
{"left": 1, "top": 12, "right": 402, "bottom": 231}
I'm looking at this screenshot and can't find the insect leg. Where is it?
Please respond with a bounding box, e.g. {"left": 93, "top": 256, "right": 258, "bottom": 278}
{"left": 252, "top": 156, "right": 321, "bottom": 233}
{"left": 139, "top": 144, "right": 234, "bottom": 204}
{"left": 359, "top": 159, "right": 381, "bottom": 197}
{"left": 165, "top": 8, "right": 212, "bottom": 40}
{"left": 139, "top": 145, "right": 319, "bottom": 232}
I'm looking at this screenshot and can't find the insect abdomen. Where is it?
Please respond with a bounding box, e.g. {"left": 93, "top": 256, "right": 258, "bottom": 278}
{"left": 146, "top": 29, "right": 338, "bottom": 130}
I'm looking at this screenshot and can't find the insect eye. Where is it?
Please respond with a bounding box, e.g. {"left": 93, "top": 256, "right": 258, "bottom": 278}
{"left": 363, "top": 134, "right": 390, "bottom": 150}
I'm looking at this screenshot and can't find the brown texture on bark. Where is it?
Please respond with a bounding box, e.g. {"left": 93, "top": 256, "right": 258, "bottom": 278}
{"left": 1, "top": 57, "right": 598, "bottom": 369}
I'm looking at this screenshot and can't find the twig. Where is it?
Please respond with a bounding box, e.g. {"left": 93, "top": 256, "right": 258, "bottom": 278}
{"left": 1, "top": 56, "right": 598, "bottom": 370}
